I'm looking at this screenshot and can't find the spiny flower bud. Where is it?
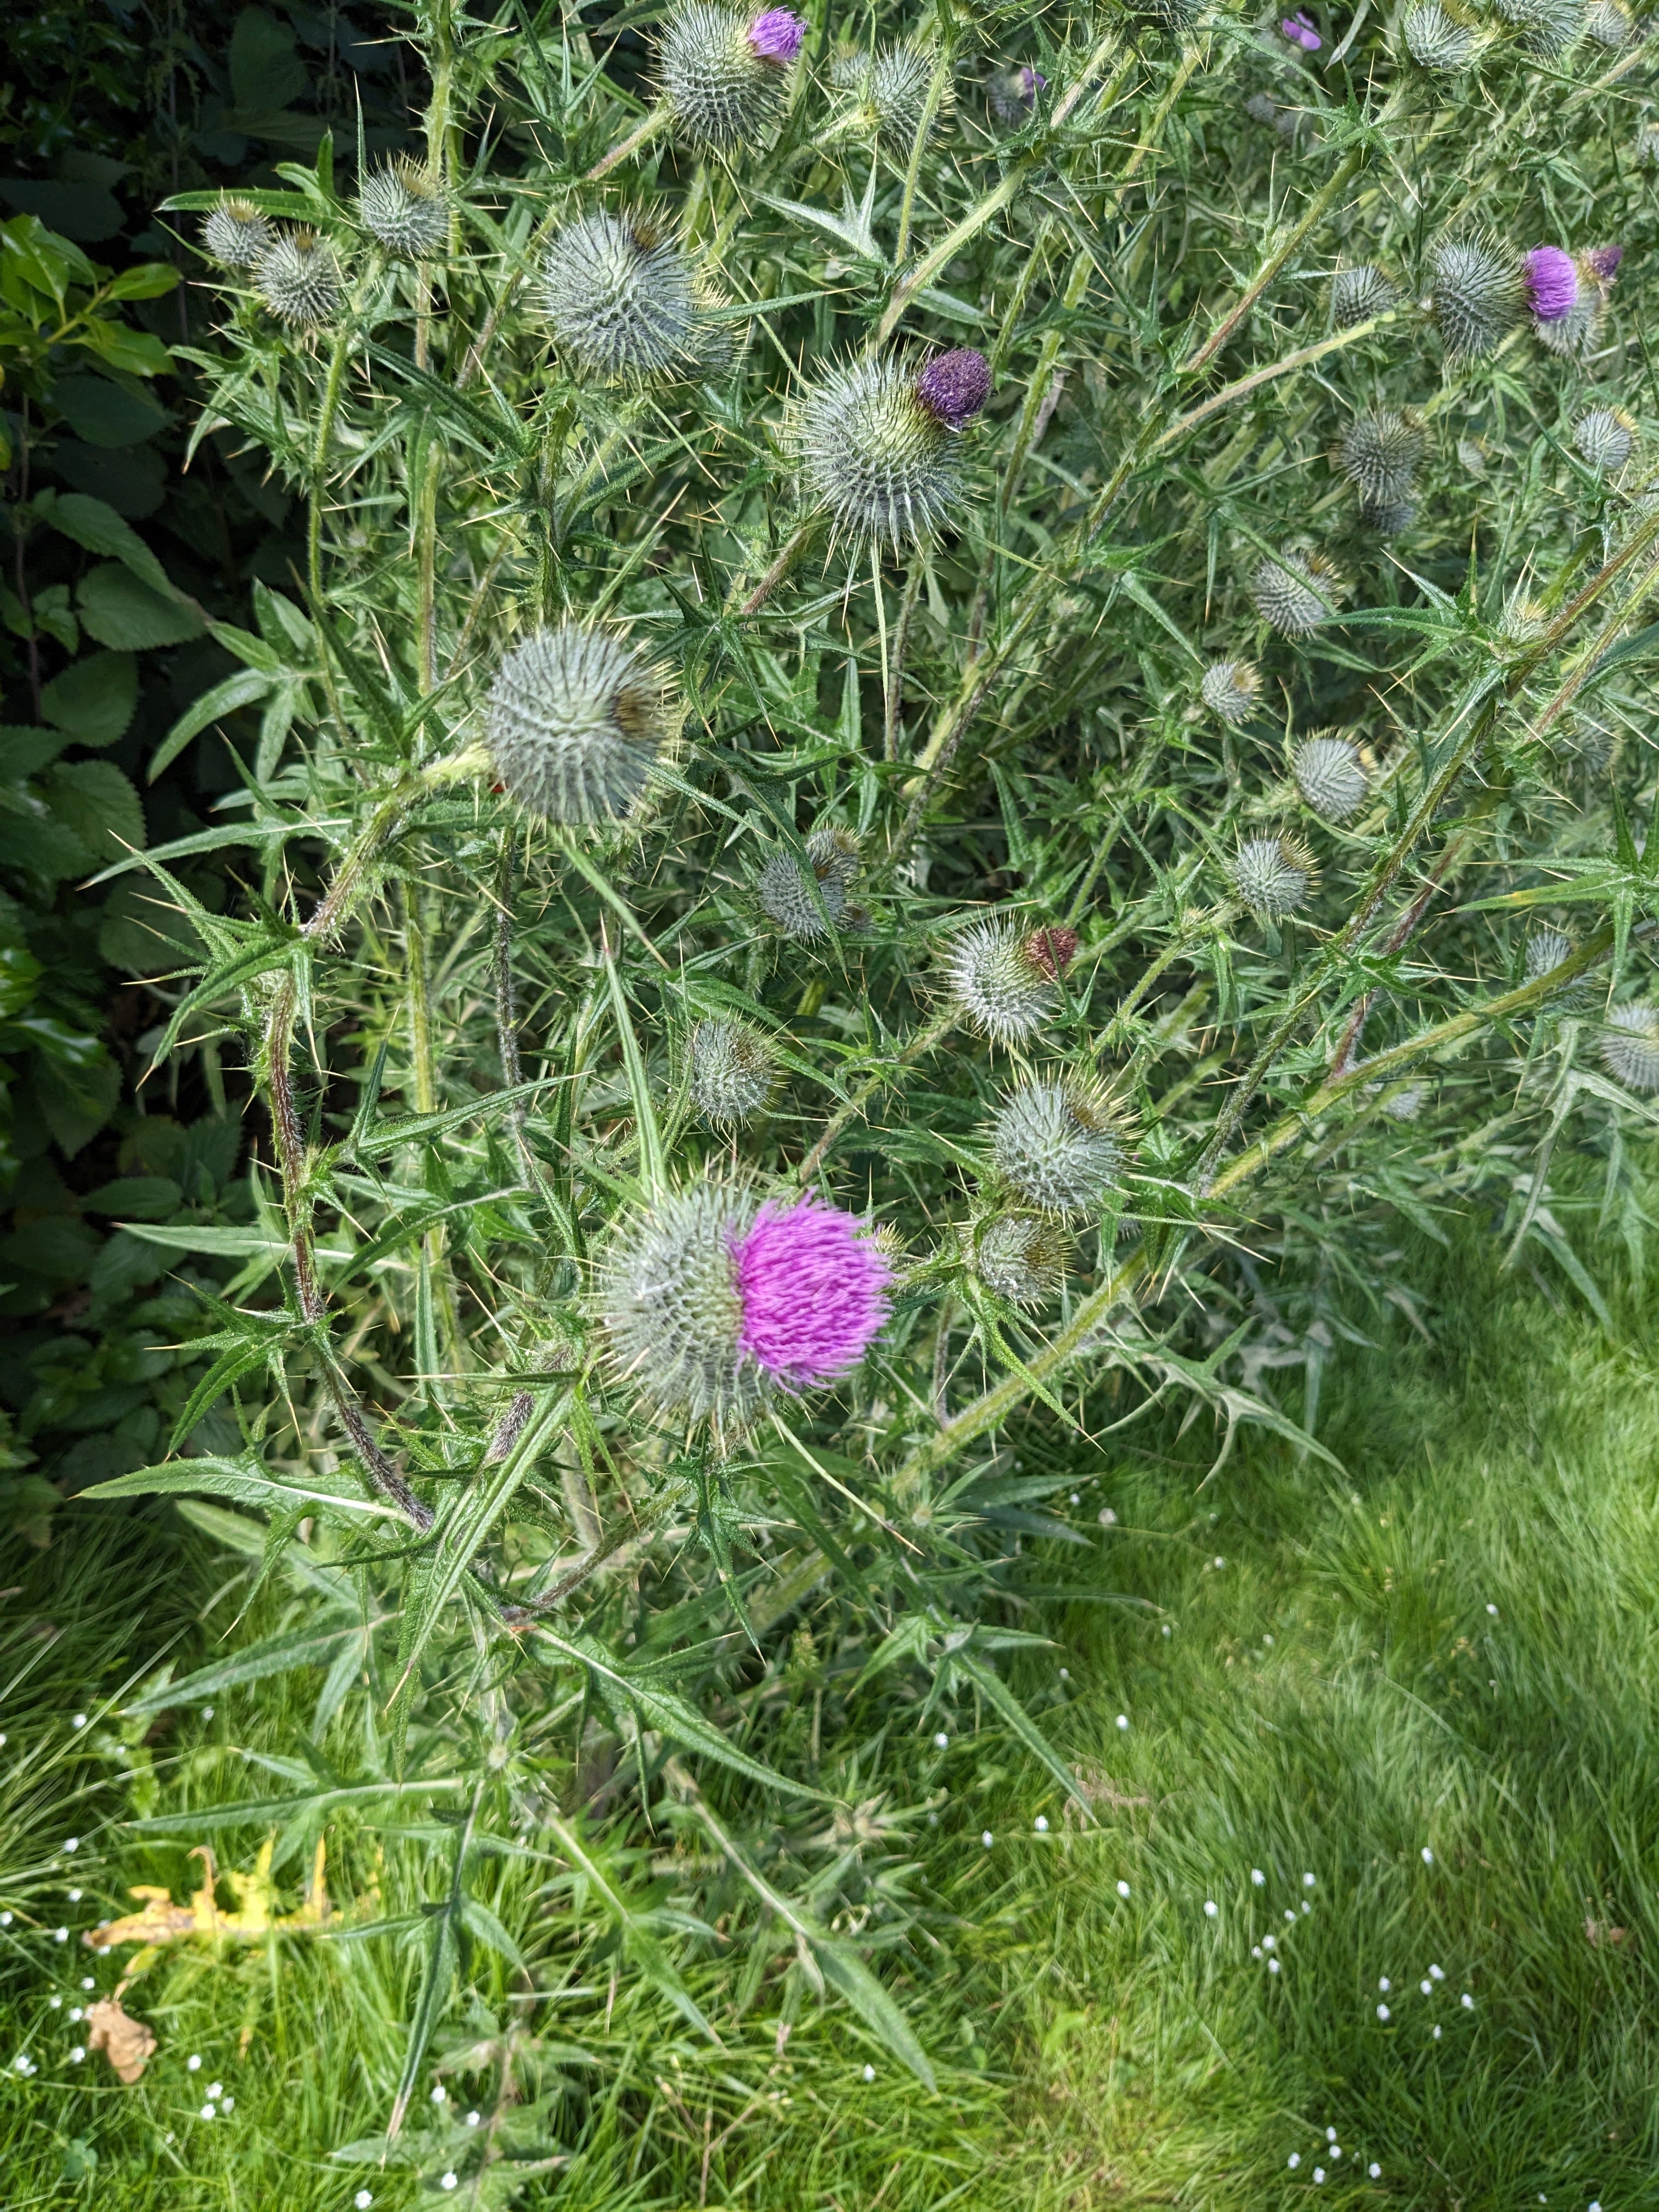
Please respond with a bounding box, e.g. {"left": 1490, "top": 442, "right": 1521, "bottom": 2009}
{"left": 599, "top": 1182, "right": 891, "bottom": 1430}
{"left": 1525, "top": 245, "right": 1579, "bottom": 324}
{"left": 1638, "top": 121, "right": 1659, "bottom": 168}
{"left": 1430, "top": 236, "right": 1523, "bottom": 362}
{"left": 1229, "top": 833, "right": 1317, "bottom": 919}
{"left": 1576, "top": 407, "right": 1635, "bottom": 472}
{"left": 991, "top": 1076, "right": 1125, "bottom": 1217}
{"left": 864, "top": 44, "right": 944, "bottom": 150}
{"left": 1525, "top": 927, "right": 1576, "bottom": 984}
{"left": 487, "top": 623, "right": 669, "bottom": 825}
{"left": 1585, "top": 0, "right": 1633, "bottom": 43}
{"left": 1497, "top": 0, "right": 1583, "bottom": 58}
{"left": 1404, "top": 1, "right": 1481, "bottom": 67}
{"left": 542, "top": 210, "right": 697, "bottom": 382}
{"left": 795, "top": 354, "right": 988, "bottom": 547}
{"left": 254, "top": 229, "right": 342, "bottom": 326}
{"left": 1251, "top": 549, "right": 1340, "bottom": 637}
{"left": 203, "top": 197, "right": 273, "bottom": 269}
{"left": 1601, "top": 1003, "right": 1659, "bottom": 1091}
{"left": 1201, "top": 659, "right": 1262, "bottom": 725}
{"left": 359, "top": 159, "right": 448, "bottom": 258}
{"left": 1293, "top": 733, "right": 1369, "bottom": 822}
{"left": 659, "top": 4, "right": 804, "bottom": 151}
{"left": 940, "top": 921, "right": 1069, "bottom": 1046}
{"left": 1331, "top": 263, "right": 1402, "bottom": 328}
{"left": 1338, "top": 409, "right": 1426, "bottom": 506}
{"left": 974, "top": 1214, "right": 1071, "bottom": 1307}
{"left": 987, "top": 63, "right": 1047, "bottom": 127}
{"left": 757, "top": 829, "right": 860, "bottom": 940}
{"left": 690, "top": 1018, "right": 776, "bottom": 1125}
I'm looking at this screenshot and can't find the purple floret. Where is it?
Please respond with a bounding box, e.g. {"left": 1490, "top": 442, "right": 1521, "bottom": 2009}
{"left": 915, "top": 347, "right": 992, "bottom": 430}
{"left": 747, "top": 8, "right": 805, "bottom": 63}
{"left": 1019, "top": 65, "right": 1048, "bottom": 99}
{"left": 1584, "top": 244, "right": 1624, "bottom": 284}
{"left": 1524, "top": 245, "right": 1578, "bottom": 323}
{"left": 1279, "top": 11, "right": 1322, "bottom": 48}
{"left": 731, "top": 1195, "right": 892, "bottom": 1390}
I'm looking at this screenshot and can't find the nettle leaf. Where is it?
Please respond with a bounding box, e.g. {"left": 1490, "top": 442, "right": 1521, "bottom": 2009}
{"left": 76, "top": 563, "right": 204, "bottom": 650}
{"left": 39, "top": 650, "right": 137, "bottom": 746}
{"left": 42, "top": 758, "right": 144, "bottom": 862}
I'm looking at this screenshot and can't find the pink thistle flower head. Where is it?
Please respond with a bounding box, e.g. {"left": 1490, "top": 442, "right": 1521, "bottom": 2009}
{"left": 1280, "top": 11, "right": 1322, "bottom": 48}
{"left": 748, "top": 8, "right": 805, "bottom": 63}
{"left": 1524, "top": 245, "right": 1578, "bottom": 322}
{"left": 1584, "top": 243, "right": 1624, "bottom": 284}
{"left": 915, "top": 347, "right": 992, "bottom": 430}
{"left": 733, "top": 1194, "right": 891, "bottom": 1389}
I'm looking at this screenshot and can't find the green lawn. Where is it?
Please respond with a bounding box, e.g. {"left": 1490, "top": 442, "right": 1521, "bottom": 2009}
{"left": 4, "top": 1233, "right": 1656, "bottom": 2209}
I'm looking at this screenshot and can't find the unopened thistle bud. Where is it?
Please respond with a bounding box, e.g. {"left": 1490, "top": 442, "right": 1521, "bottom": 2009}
{"left": 359, "top": 159, "right": 448, "bottom": 258}
{"left": 991, "top": 1075, "right": 1125, "bottom": 1217}
{"left": 1496, "top": 0, "right": 1583, "bottom": 59}
{"left": 1251, "top": 549, "right": 1340, "bottom": 636}
{"left": 975, "top": 1214, "right": 1071, "bottom": 1307}
{"left": 795, "top": 352, "right": 990, "bottom": 547}
{"left": 1229, "top": 833, "right": 1317, "bottom": 919}
{"left": 1576, "top": 407, "right": 1636, "bottom": 472}
{"left": 690, "top": 1018, "right": 776, "bottom": 1125}
{"left": 862, "top": 44, "right": 945, "bottom": 150}
{"left": 542, "top": 210, "right": 697, "bottom": 382}
{"left": 659, "top": 4, "right": 804, "bottom": 151}
{"left": 599, "top": 1182, "right": 891, "bottom": 1429}
{"left": 1525, "top": 927, "right": 1576, "bottom": 984}
{"left": 1585, "top": 0, "right": 1633, "bottom": 42}
{"left": 1602, "top": 1003, "right": 1659, "bottom": 1091}
{"left": 1330, "top": 263, "right": 1402, "bottom": 328}
{"left": 1338, "top": 409, "right": 1426, "bottom": 507}
{"left": 203, "top": 196, "right": 273, "bottom": 269}
{"left": 940, "top": 921, "right": 1076, "bottom": 1046}
{"left": 1201, "top": 659, "right": 1262, "bottom": 725}
{"left": 1404, "top": 1, "right": 1481, "bottom": 67}
{"left": 487, "top": 623, "right": 670, "bottom": 825}
{"left": 254, "top": 229, "right": 342, "bottom": 326}
{"left": 1293, "top": 733, "right": 1369, "bottom": 822}
{"left": 987, "top": 63, "right": 1047, "bottom": 126}
{"left": 1638, "top": 121, "right": 1659, "bottom": 168}
{"left": 757, "top": 829, "right": 860, "bottom": 940}
{"left": 1430, "top": 236, "right": 1523, "bottom": 361}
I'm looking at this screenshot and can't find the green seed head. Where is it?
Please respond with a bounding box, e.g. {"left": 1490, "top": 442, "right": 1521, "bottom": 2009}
{"left": 1575, "top": 407, "right": 1635, "bottom": 472}
{"left": 1293, "top": 734, "right": 1369, "bottom": 823}
{"left": 255, "top": 229, "right": 343, "bottom": 326}
{"left": 991, "top": 1075, "right": 1124, "bottom": 1217}
{"left": 974, "top": 1214, "right": 1071, "bottom": 1307}
{"left": 487, "top": 624, "right": 670, "bottom": 825}
{"left": 1430, "top": 236, "right": 1523, "bottom": 361}
{"left": 543, "top": 210, "right": 697, "bottom": 382}
{"left": 758, "top": 830, "right": 861, "bottom": 940}
{"left": 659, "top": 3, "right": 792, "bottom": 150}
{"left": 203, "top": 197, "right": 273, "bottom": 268}
{"left": 1602, "top": 1003, "right": 1659, "bottom": 1090}
{"left": 1330, "top": 263, "right": 1402, "bottom": 329}
{"left": 1229, "top": 833, "right": 1317, "bottom": 919}
{"left": 1201, "top": 659, "right": 1262, "bottom": 726}
{"left": 359, "top": 159, "right": 449, "bottom": 258}
{"left": 690, "top": 1018, "right": 776, "bottom": 1126}
{"left": 1251, "top": 549, "right": 1340, "bottom": 636}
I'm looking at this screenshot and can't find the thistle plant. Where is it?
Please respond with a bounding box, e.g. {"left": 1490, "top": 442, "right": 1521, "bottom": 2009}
{"left": 359, "top": 158, "right": 449, "bottom": 258}
{"left": 202, "top": 195, "right": 273, "bottom": 268}
{"left": 118, "top": 0, "right": 1659, "bottom": 2137}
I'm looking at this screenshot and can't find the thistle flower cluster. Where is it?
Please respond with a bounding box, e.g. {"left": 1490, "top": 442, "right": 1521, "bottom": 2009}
{"left": 974, "top": 1214, "right": 1071, "bottom": 1307}
{"left": 543, "top": 211, "right": 698, "bottom": 381}
{"left": 940, "top": 921, "right": 1078, "bottom": 1046}
{"left": 359, "top": 160, "right": 448, "bottom": 258}
{"left": 486, "top": 624, "right": 670, "bottom": 825}
{"left": 1536, "top": 244, "right": 1622, "bottom": 359}
{"left": 795, "top": 349, "right": 991, "bottom": 546}
{"left": 991, "top": 1076, "right": 1124, "bottom": 1217}
{"left": 758, "top": 830, "right": 861, "bottom": 940}
{"left": 690, "top": 1019, "right": 776, "bottom": 1125}
{"left": 1293, "top": 735, "right": 1369, "bottom": 823}
{"left": 253, "top": 229, "right": 343, "bottom": 326}
{"left": 600, "top": 1184, "right": 891, "bottom": 1428}
{"left": 659, "top": 4, "right": 805, "bottom": 151}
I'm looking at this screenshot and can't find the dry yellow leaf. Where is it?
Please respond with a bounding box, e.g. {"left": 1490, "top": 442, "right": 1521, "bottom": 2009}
{"left": 85, "top": 1997, "right": 156, "bottom": 2084}
{"left": 85, "top": 1837, "right": 332, "bottom": 1983}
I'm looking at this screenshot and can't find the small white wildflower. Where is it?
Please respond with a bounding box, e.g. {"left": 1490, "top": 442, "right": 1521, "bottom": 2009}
{"left": 465, "top": 2111, "right": 479, "bottom": 2127}
{"left": 1161, "top": 1624, "right": 1172, "bottom": 1638}
{"left": 1589, "top": 2202, "right": 1602, "bottom": 2210}
{"left": 71, "top": 1716, "right": 86, "bottom": 1730}
{"left": 1429, "top": 1963, "right": 1444, "bottom": 1979}
{"left": 1302, "top": 1872, "right": 1315, "bottom": 1888}
{"left": 862, "top": 2063, "right": 876, "bottom": 2081}
{"left": 1370, "top": 2168, "right": 1382, "bottom": 2181}
{"left": 1268, "top": 1957, "right": 1280, "bottom": 1973}
{"left": 1058, "top": 1668, "right": 1069, "bottom": 1680}
{"left": 188, "top": 2054, "right": 202, "bottom": 2071}
{"left": 1251, "top": 1868, "right": 1266, "bottom": 1886}
{"left": 1116, "top": 1880, "right": 1131, "bottom": 1898}
{"left": 53, "top": 1928, "right": 66, "bottom": 1943}
{"left": 201, "top": 1707, "right": 215, "bottom": 1719}
{"left": 441, "top": 2177, "right": 458, "bottom": 2194}
{"left": 933, "top": 1732, "right": 949, "bottom": 1749}
{"left": 1098, "top": 1507, "right": 1118, "bottom": 1526}
{"left": 1486, "top": 1604, "right": 1498, "bottom": 1616}
{"left": 1421, "top": 1847, "right": 1434, "bottom": 1864}
{"left": 1376, "top": 2004, "right": 1391, "bottom": 2020}
{"left": 1263, "top": 1933, "right": 1277, "bottom": 1950}
{"left": 0, "top": 1733, "right": 6, "bottom": 1746}
{"left": 982, "top": 1831, "right": 994, "bottom": 1848}
{"left": 1213, "top": 1555, "right": 1225, "bottom": 1568}
{"left": 1433, "top": 2024, "right": 1442, "bottom": 2039}
{"left": 207, "top": 2081, "right": 223, "bottom": 2099}
{"left": 1034, "top": 1816, "right": 1049, "bottom": 1833}
{"left": 431, "top": 2085, "right": 447, "bottom": 2103}
{"left": 1325, "top": 2130, "right": 1336, "bottom": 2142}
{"left": 1379, "top": 1977, "right": 1390, "bottom": 1991}
{"left": 1252, "top": 1944, "right": 1263, "bottom": 1958}
{"left": 1204, "top": 1900, "right": 1218, "bottom": 1917}
{"left": 0, "top": 1912, "right": 9, "bottom": 1925}
{"left": 1330, "top": 2145, "right": 1342, "bottom": 2159}
{"left": 356, "top": 2196, "right": 375, "bottom": 2210}
{"left": 1421, "top": 1979, "right": 1432, "bottom": 1995}
{"left": 1313, "top": 2169, "right": 1325, "bottom": 2185}
{"left": 69, "top": 2008, "right": 81, "bottom": 2023}
{"left": 1288, "top": 2152, "right": 1301, "bottom": 2168}
{"left": 1301, "top": 1902, "right": 1311, "bottom": 1915}
{"left": 48, "top": 1996, "right": 60, "bottom": 2011}
{"left": 1284, "top": 1910, "right": 1295, "bottom": 1923}
{"left": 1069, "top": 1493, "right": 1080, "bottom": 1505}
{"left": 67, "top": 1888, "right": 81, "bottom": 1903}
{"left": 200, "top": 2103, "right": 216, "bottom": 2120}
{"left": 1461, "top": 1991, "right": 1473, "bottom": 2008}
{"left": 80, "top": 1978, "right": 93, "bottom": 1991}
{"left": 1263, "top": 1633, "right": 1274, "bottom": 1646}
{"left": 63, "top": 1839, "right": 78, "bottom": 1854}
{"left": 1116, "top": 1714, "right": 1130, "bottom": 1731}
{"left": 222, "top": 2096, "right": 234, "bottom": 2113}
{"left": 70, "top": 2045, "right": 84, "bottom": 2063}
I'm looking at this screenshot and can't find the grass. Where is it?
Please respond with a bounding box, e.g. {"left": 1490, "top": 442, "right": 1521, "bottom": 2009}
{"left": 4, "top": 1228, "right": 1659, "bottom": 2209}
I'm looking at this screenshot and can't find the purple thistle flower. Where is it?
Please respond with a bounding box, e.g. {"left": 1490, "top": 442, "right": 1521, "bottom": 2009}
{"left": 748, "top": 8, "right": 805, "bottom": 63}
{"left": 1279, "top": 11, "right": 1322, "bottom": 48}
{"left": 1019, "top": 65, "right": 1048, "bottom": 98}
{"left": 731, "top": 1194, "right": 892, "bottom": 1389}
{"left": 915, "top": 347, "right": 992, "bottom": 430}
{"left": 1524, "top": 245, "right": 1578, "bottom": 322}
{"left": 1584, "top": 243, "right": 1624, "bottom": 284}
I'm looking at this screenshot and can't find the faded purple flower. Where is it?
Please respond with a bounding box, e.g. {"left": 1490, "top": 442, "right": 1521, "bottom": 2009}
{"left": 732, "top": 1195, "right": 892, "bottom": 1388}
{"left": 915, "top": 347, "right": 992, "bottom": 430}
{"left": 748, "top": 8, "right": 805, "bottom": 63}
{"left": 1584, "top": 243, "right": 1624, "bottom": 284}
{"left": 1279, "top": 11, "right": 1322, "bottom": 48}
{"left": 1018, "top": 65, "right": 1048, "bottom": 99}
{"left": 1525, "top": 245, "right": 1578, "bottom": 322}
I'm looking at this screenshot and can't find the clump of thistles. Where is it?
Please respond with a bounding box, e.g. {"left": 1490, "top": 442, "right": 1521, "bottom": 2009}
{"left": 487, "top": 623, "right": 670, "bottom": 825}
{"left": 974, "top": 1214, "right": 1071, "bottom": 1307}
{"left": 941, "top": 921, "right": 1079, "bottom": 1046}
{"left": 1251, "top": 549, "right": 1340, "bottom": 636}
{"left": 600, "top": 1183, "right": 891, "bottom": 1430}
{"left": 690, "top": 1019, "right": 776, "bottom": 1125}
{"left": 254, "top": 230, "right": 342, "bottom": 326}
{"left": 1293, "top": 733, "right": 1369, "bottom": 823}
{"left": 659, "top": 5, "right": 804, "bottom": 151}
{"left": 1229, "top": 833, "right": 1317, "bottom": 920}
{"left": 991, "top": 1075, "right": 1125, "bottom": 1217}
{"left": 1201, "top": 659, "right": 1261, "bottom": 726}
{"left": 203, "top": 197, "right": 273, "bottom": 269}
{"left": 758, "top": 828, "right": 861, "bottom": 940}
{"left": 1576, "top": 407, "right": 1635, "bottom": 473}
{"left": 359, "top": 160, "right": 448, "bottom": 258}
{"left": 795, "top": 349, "right": 990, "bottom": 546}
{"left": 1602, "top": 1003, "right": 1659, "bottom": 1091}
{"left": 543, "top": 210, "right": 697, "bottom": 382}
{"left": 1430, "top": 236, "right": 1523, "bottom": 360}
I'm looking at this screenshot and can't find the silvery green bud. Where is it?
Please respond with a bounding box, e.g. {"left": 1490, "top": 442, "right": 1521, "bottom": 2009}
{"left": 1293, "top": 735, "right": 1369, "bottom": 823}
{"left": 1430, "top": 236, "right": 1523, "bottom": 362}
{"left": 1404, "top": 1, "right": 1481, "bottom": 67}
{"left": 758, "top": 830, "right": 860, "bottom": 940}
{"left": 1200, "top": 659, "right": 1262, "bottom": 725}
{"left": 991, "top": 1076, "right": 1125, "bottom": 1217}
{"left": 1525, "top": 927, "right": 1576, "bottom": 985}
{"left": 487, "top": 624, "right": 670, "bottom": 825}
{"left": 690, "top": 1018, "right": 776, "bottom": 1125}
{"left": 1251, "top": 549, "right": 1340, "bottom": 636}
{"left": 1575, "top": 407, "right": 1635, "bottom": 472}
{"left": 543, "top": 211, "right": 697, "bottom": 382}
{"left": 1496, "top": 0, "right": 1583, "bottom": 58}
{"left": 1330, "top": 263, "right": 1401, "bottom": 328}
{"left": 1585, "top": 0, "right": 1632, "bottom": 42}
{"left": 1229, "top": 833, "right": 1317, "bottom": 919}
{"left": 659, "top": 4, "right": 803, "bottom": 151}
{"left": 795, "top": 354, "right": 988, "bottom": 547}
{"left": 599, "top": 1180, "right": 754, "bottom": 1428}
{"left": 941, "top": 921, "right": 1077, "bottom": 1046}
{"left": 1338, "top": 410, "right": 1425, "bottom": 506}
{"left": 1603, "top": 1003, "right": 1659, "bottom": 1090}
{"left": 359, "top": 160, "right": 449, "bottom": 258}
{"left": 865, "top": 45, "right": 943, "bottom": 149}
{"left": 255, "top": 229, "right": 343, "bottom": 326}
{"left": 203, "top": 197, "right": 273, "bottom": 269}
{"left": 974, "top": 1214, "right": 1071, "bottom": 1307}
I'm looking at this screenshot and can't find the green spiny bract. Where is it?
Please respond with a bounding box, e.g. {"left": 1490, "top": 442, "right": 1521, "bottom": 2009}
{"left": 1201, "top": 659, "right": 1262, "bottom": 725}
{"left": 203, "top": 198, "right": 273, "bottom": 268}
{"left": 1330, "top": 264, "right": 1402, "bottom": 329}
{"left": 358, "top": 160, "right": 448, "bottom": 258}
{"left": 1495, "top": 0, "right": 1584, "bottom": 58}
{"left": 1430, "top": 236, "right": 1524, "bottom": 360}
{"left": 542, "top": 211, "right": 697, "bottom": 381}
{"left": 757, "top": 830, "right": 860, "bottom": 940}
{"left": 486, "top": 624, "right": 669, "bottom": 825}
{"left": 1403, "top": 1, "right": 1481, "bottom": 68}
{"left": 597, "top": 1180, "right": 756, "bottom": 1428}
{"left": 991, "top": 1075, "right": 1124, "bottom": 1217}
{"left": 1229, "top": 833, "right": 1318, "bottom": 919}
{"left": 690, "top": 1018, "right": 776, "bottom": 1125}
{"left": 974, "top": 1214, "right": 1071, "bottom": 1307}
{"left": 795, "top": 357, "right": 971, "bottom": 546}
{"left": 659, "top": 3, "right": 794, "bottom": 151}
{"left": 1338, "top": 410, "right": 1426, "bottom": 507}
{"left": 253, "top": 230, "right": 342, "bottom": 325}
{"left": 1575, "top": 408, "right": 1635, "bottom": 472}
{"left": 939, "top": 921, "right": 1072, "bottom": 1046}
{"left": 1293, "top": 734, "right": 1369, "bottom": 823}
{"left": 1251, "top": 549, "right": 1340, "bottom": 636}
{"left": 1601, "top": 1003, "right": 1659, "bottom": 1090}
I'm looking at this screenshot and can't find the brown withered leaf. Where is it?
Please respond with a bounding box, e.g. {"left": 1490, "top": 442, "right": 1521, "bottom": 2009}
{"left": 85, "top": 1837, "right": 335, "bottom": 1986}
{"left": 85, "top": 1997, "right": 156, "bottom": 2084}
